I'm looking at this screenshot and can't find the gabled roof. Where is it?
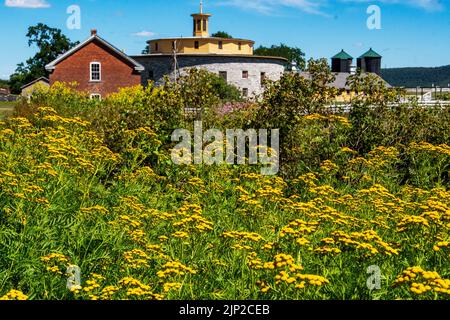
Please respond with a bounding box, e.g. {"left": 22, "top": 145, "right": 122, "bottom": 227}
{"left": 332, "top": 50, "right": 353, "bottom": 60}
{"left": 45, "top": 34, "right": 145, "bottom": 72}
{"left": 359, "top": 48, "right": 382, "bottom": 59}
{"left": 21, "top": 77, "right": 49, "bottom": 90}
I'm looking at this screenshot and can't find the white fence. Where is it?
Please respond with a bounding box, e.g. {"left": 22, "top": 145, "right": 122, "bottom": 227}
{"left": 0, "top": 95, "right": 19, "bottom": 102}
{"left": 329, "top": 101, "right": 450, "bottom": 113}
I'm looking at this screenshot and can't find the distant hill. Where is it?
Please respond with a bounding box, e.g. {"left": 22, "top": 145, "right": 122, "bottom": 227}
{"left": 381, "top": 65, "right": 450, "bottom": 88}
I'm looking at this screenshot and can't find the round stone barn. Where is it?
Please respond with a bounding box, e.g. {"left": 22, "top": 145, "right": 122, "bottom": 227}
{"left": 132, "top": 3, "right": 287, "bottom": 98}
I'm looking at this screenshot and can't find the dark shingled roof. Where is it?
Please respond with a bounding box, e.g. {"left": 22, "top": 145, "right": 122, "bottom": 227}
{"left": 298, "top": 72, "right": 391, "bottom": 90}
{"left": 332, "top": 50, "right": 353, "bottom": 60}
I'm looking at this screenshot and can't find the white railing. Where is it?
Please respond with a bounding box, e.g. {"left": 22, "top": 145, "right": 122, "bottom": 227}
{"left": 328, "top": 101, "right": 450, "bottom": 113}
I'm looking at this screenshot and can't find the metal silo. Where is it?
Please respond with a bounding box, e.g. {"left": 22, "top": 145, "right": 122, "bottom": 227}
{"left": 331, "top": 50, "right": 353, "bottom": 73}
{"left": 358, "top": 48, "right": 382, "bottom": 75}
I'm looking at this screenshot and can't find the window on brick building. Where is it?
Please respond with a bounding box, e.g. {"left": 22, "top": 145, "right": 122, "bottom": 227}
{"left": 242, "top": 70, "right": 249, "bottom": 79}
{"left": 242, "top": 88, "right": 248, "bottom": 97}
{"left": 90, "top": 62, "right": 101, "bottom": 82}
{"left": 238, "top": 42, "right": 242, "bottom": 50}
{"left": 90, "top": 93, "right": 102, "bottom": 100}
{"left": 194, "top": 41, "right": 199, "bottom": 49}
{"left": 218, "top": 41, "right": 223, "bottom": 50}
{"left": 155, "top": 42, "right": 159, "bottom": 51}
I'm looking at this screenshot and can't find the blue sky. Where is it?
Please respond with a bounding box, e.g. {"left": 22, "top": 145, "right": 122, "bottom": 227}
{"left": 0, "top": 0, "right": 449, "bottom": 79}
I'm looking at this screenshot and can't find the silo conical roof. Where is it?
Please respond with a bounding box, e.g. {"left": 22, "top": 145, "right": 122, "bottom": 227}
{"left": 332, "top": 49, "right": 353, "bottom": 60}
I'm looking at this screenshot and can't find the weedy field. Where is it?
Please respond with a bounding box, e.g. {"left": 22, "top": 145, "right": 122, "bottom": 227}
{"left": 0, "top": 71, "right": 449, "bottom": 300}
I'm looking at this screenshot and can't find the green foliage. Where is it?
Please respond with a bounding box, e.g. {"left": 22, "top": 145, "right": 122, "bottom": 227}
{"left": 347, "top": 70, "right": 403, "bottom": 107}
{"left": 254, "top": 43, "right": 305, "bottom": 69}
{"left": 0, "top": 104, "right": 449, "bottom": 300}
{"left": 382, "top": 65, "right": 450, "bottom": 88}
{"left": 168, "top": 68, "right": 242, "bottom": 121}
{"left": 15, "top": 68, "right": 241, "bottom": 161}
{"left": 0, "top": 79, "right": 9, "bottom": 89}
{"left": 257, "top": 58, "right": 337, "bottom": 126}
{"left": 9, "top": 23, "right": 79, "bottom": 94}
{"left": 1, "top": 71, "right": 450, "bottom": 300}
{"left": 345, "top": 71, "right": 449, "bottom": 156}
{"left": 254, "top": 59, "right": 337, "bottom": 175}
{"left": 142, "top": 45, "right": 150, "bottom": 54}
{"left": 211, "top": 31, "right": 233, "bottom": 38}
{"left": 209, "top": 73, "right": 242, "bottom": 103}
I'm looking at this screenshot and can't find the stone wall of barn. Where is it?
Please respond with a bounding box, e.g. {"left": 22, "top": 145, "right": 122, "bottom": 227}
{"left": 133, "top": 55, "right": 287, "bottom": 97}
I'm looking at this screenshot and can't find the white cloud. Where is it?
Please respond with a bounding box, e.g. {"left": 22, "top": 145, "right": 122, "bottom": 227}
{"left": 218, "top": 0, "right": 328, "bottom": 15}
{"left": 342, "top": 0, "right": 443, "bottom": 11}
{"left": 5, "top": 0, "right": 50, "bottom": 8}
{"left": 217, "top": 0, "right": 444, "bottom": 15}
{"left": 132, "top": 31, "right": 157, "bottom": 37}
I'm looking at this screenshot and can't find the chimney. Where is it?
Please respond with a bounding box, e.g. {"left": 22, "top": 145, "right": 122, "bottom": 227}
{"left": 91, "top": 29, "right": 97, "bottom": 36}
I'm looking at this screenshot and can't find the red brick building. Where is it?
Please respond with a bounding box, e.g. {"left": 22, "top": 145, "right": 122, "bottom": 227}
{"left": 45, "top": 30, "right": 144, "bottom": 99}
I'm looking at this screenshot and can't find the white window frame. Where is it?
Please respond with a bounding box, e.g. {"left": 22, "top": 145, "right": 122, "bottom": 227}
{"left": 90, "top": 62, "right": 101, "bottom": 82}
{"left": 90, "top": 93, "right": 102, "bottom": 100}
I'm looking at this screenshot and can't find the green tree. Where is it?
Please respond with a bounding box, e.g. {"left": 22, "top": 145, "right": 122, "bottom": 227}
{"left": 9, "top": 23, "right": 79, "bottom": 94}
{"left": 0, "top": 79, "right": 9, "bottom": 89}
{"left": 142, "top": 45, "right": 150, "bottom": 54}
{"left": 166, "top": 68, "right": 242, "bottom": 120}
{"left": 346, "top": 70, "right": 409, "bottom": 153}
{"left": 254, "top": 58, "right": 337, "bottom": 175}
{"left": 211, "top": 31, "right": 233, "bottom": 38}
{"left": 257, "top": 58, "right": 337, "bottom": 130}
{"left": 254, "top": 43, "right": 305, "bottom": 69}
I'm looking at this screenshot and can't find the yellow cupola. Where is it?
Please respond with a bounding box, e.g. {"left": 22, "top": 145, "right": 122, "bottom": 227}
{"left": 146, "top": 1, "right": 255, "bottom": 55}
{"left": 191, "top": 1, "right": 211, "bottom": 37}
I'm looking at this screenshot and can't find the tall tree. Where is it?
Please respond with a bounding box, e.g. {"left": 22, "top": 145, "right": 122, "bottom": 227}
{"left": 211, "top": 31, "right": 233, "bottom": 38}
{"left": 254, "top": 43, "right": 305, "bottom": 70}
{"left": 9, "top": 23, "right": 79, "bottom": 94}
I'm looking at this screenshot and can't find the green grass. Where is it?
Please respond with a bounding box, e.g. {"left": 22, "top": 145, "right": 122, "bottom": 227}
{"left": 0, "top": 101, "right": 16, "bottom": 119}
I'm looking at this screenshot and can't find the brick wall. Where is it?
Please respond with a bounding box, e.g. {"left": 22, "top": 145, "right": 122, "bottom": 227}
{"left": 49, "top": 41, "right": 141, "bottom": 97}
